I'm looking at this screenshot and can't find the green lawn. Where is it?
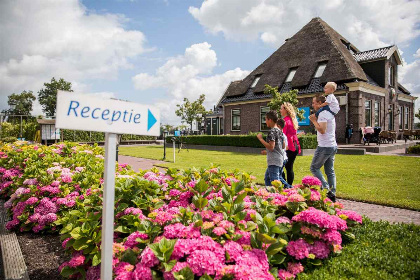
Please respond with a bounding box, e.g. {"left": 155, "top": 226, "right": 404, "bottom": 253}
{"left": 119, "top": 146, "right": 420, "bottom": 210}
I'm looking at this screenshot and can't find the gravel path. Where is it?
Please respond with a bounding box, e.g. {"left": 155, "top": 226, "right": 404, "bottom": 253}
{"left": 118, "top": 155, "right": 420, "bottom": 225}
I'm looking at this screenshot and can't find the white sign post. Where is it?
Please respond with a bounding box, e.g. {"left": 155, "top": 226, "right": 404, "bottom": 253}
{"left": 55, "top": 91, "right": 160, "bottom": 280}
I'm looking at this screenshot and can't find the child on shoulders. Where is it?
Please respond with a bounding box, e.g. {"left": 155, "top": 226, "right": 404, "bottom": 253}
{"left": 316, "top": 81, "right": 340, "bottom": 117}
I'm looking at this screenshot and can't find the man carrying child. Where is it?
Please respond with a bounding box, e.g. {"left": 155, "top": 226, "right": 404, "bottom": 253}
{"left": 309, "top": 82, "right": 339, "bottom": 202}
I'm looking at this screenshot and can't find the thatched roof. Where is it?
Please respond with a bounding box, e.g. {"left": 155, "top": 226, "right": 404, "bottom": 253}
{"left": 222, "top": 17, "right": 368, "bottom": 100}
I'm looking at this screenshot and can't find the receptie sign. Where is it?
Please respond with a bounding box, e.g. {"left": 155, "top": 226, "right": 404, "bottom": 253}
{"left": 55, "top": 91, "right": 160, "bottom": 136}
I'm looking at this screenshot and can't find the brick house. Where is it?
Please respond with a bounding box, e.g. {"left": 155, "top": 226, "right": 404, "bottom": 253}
{"left": 212, "top": 17, "right": 417, "bottom": 144}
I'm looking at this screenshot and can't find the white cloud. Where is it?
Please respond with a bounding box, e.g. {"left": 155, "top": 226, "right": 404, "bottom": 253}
{"left": 399, "top": 58, "right": 420, "bottom": 115}
{"left": 189, "top": 0, "right": 420, "bottom": 50}
{"left": 132, "top": 42, "right": 249, "bottom": 125}
{"left": 414, "top": 48, "right": 420, "bottom": 59}
{"left": 0, "top": 0, "right": 148, "bottom": 113}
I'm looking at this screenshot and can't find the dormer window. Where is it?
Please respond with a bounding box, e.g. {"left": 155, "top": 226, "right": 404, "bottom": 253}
{"left": 389, "top": 65, "right": 394, "bottom": 86}
{"left": 250, "top": 75, "right": 261, "bottom": 88}
{"left": 285, "top": 68, "right": 297, "bottom": 83}
{"left": 314, "top": 62, "right": 327, "bottom": 78}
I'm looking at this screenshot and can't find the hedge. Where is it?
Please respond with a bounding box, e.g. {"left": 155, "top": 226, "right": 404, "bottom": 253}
{"left": 407, "top": 144, "right": 420, "bottom": 154}
{"left": 166, "top": 134, "right": 318, "bottom": 149}
{"left": 61, "top": 129, "right": 155, "bottom": 142}
{"left": 0, "top": 121, "right": 38, "bottom": 141}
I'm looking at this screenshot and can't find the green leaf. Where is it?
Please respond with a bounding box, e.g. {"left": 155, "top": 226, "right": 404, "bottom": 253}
{"left": 121, "top": 249, "right": 137, "bottom": 265}
{"left": 61, "top": 266, "right": 76, "bottom": 278}
{"left": 256, "top": 233, "right": 277, "bottom": 244}
{"left": 92, "top": 253, "right": 101, "bottom": 266}
{"left": 173, "top": 266, "right": 195, "bottom": 280}
{"left": 270, "top": 254, "right": 286, "bottom": 265}
{"left": 162, "top": 259, "right": 177, "bottom": 272}
{"left": 233, "top": 181, "right": 245, "bottom": 194}
{"left": 234, "top": 192, "right": 247, "bottom": 205}
{"left": 199, "top": 275, "right": 213, "bottom": 280}
{"left": 195, "top": 180, "right": 208, "bottom": 194}
{"left": 265, "top": 240, "right": 288, "bottom": 256}
{"left": 70, "top": 227, "right": 82, "bottom": 240}
{"left": 73, "top": 238, "right": 89, "bottom": 251}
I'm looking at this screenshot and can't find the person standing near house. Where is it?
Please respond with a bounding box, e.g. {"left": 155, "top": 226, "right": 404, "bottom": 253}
{"left": 279, "top": 102, "right": 301, "bottom": 185}
{"left": 257, "top": 110, "right": 285, "bottom": 186}
{"left": 309, "top": 95, "right": 337, "bottom": 202}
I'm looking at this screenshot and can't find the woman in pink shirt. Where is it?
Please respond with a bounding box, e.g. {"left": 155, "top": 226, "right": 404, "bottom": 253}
{"left": 280, "top": 102, "right": 301, "bottom": 185}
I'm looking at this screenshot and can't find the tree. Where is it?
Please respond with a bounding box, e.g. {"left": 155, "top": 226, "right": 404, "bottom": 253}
{"left": 415, "top": 108, "right": 420, "bottom": 122}
{"left": 38, "top": 77, "right": 73, "bottom": 117}
{"left": 265, "top": 85, "right": 305, "bottom": 121}
{"left": 175, "top": 94, "right": 210, "bottom": 131}
{"left": 5, "top": 91, "right": 36, "bottom": 115}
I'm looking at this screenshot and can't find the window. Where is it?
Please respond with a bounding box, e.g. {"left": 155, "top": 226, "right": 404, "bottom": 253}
{"left": 365, "top": 100, "right": 372, "bottom": 127}
{"left": 389, "top": 65, "right": 394, "bottom": 86}
{"left": 250, "top": 76, "right": 261, "bottom": 88}
{"left": 374, "top": 101, "right": 380, "bottom": 127}
{"left": 399, "top": 106, "right": 403, "bottom": 130}
{"left": 260, "top": 106, "right": 270, "bottom": 131}
{"left": 388, "top": 105, "right": 394, "bottom": 130}
{"left": 405, "top": 107, "right": 409, "bottom": 129}
{"left": 285, "top": 68, "right": 297, "bottom": 83}
{"left": 314, "top": 62, "right": 327, "bottom": 78}
{"left": 231, "top": 109, "right": 241, "bottom": 131}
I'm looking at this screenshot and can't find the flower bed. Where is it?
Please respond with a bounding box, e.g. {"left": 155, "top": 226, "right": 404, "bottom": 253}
{"left": 0, "top": 142, "right": 362, "bottom": 280}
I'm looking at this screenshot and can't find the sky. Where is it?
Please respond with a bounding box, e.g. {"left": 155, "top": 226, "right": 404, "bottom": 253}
{"left": 1, "top": 0, "right": 420, "bottom": 126}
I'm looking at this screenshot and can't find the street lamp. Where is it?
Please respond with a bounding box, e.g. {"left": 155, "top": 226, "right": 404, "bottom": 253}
{"left": 163, "top": 131, "right": 168, "bottom": 160}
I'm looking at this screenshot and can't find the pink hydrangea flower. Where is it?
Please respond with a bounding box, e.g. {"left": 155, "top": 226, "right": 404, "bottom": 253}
{"left": 310, "top": 189, "right": 321, "bottom": 201}
{"left": 68, "top": 252, "right": 85, "bottom": 267}
{"left": 310, "top": 240, "right": 330, "bottom": 259}
{"left": 301, "top": 176, "right": 322, "bottom": 186}
{"left": 133, "top": 264, "right": 152, "bottom": 280}
{"left": 140, "top": 247, "right": 159, "bottom": 267}
{"left": 25, "top": 197, "right": 39, "bottom": 205}
{"left": 322, "top": 229, "right": 342, "bottom": 245}
{"left": 292, "top": 207, "right": 347, "bottom": 231}
{"left": 187, "top": 249, "right": 224, "bottom": 276}
{"left": 337, "top": 210, "right": 363, "bottom": 224}
{"left": 212, "top": 226, "right": 227, "bottom": 236}
{"left": 124, "top": 232, "right": 148, "bottom": 248}
{"left": 287, "top": 262, "right": 304, "bottom": 275}
{"left": 276, "top": 216, "right": 291, "bottom": 224}
{"left": 224, "top": 241, "right": 244, "bottom": 263}
{"left": 286, "top": 239, "right": 311, "bottom": 260}
{"left": 288, "top": 194, "right": 305, "bottom": 202}
{"left": 278, "top": 269, "right": 296, "bottom": 280}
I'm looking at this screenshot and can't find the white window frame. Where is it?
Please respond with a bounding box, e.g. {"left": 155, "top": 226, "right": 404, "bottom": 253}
{"left": 405, "top": 107, "right": 409, "bottom": 130}
{"left": 260, "top": 106, "right": 270, "bottom": 131}
{"left": 250, "top": 76, "right": 261, "bottom": 88}
{"left": 399, "top": 106, "right": 403, "bottom": 130}
{"left": 231, "top": 108, "right": 241, "bottom": 131}
{"left": 285, "top": 68, "right": 297, "bottom": 83}
{"left": 314, "top": 62, "right": 327, "bottom": 78}
{"left": 374, "top": 101, "right": 380, "bottom": 127}
{"left": 365, "top": 100, "right": 372, "bottom": 127}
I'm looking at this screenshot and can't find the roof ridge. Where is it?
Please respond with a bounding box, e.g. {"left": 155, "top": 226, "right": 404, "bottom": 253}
{"left": 316, "top": 18, "right": 358, "bottom": 81}
{"left": 356, "top": 45, "right": 395, "bottom": 53}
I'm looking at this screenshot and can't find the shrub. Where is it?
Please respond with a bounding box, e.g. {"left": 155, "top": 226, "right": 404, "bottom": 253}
{"left": 407, "top": 144, "right": 420, "bottom": 154}
{"left": 0, "top": 121, "right": 38, "bottom": 141}
{"left": 166, "top": 134, "right": 318, "bottom": 149}
{"left": 61, "top": 129, "right": 155, "bottom": 142}
{"left": 0, "top": 141, "right": 362, "bottom": 280}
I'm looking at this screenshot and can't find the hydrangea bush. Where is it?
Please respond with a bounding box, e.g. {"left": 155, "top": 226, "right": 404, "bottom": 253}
{"left": 0, "top": 142, "right": 362, "bottom": 280}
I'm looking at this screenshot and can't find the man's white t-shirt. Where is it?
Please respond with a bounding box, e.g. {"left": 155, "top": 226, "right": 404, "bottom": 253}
{"left": 317, "top": 111, "right": 337, "bottom": 147}
{"left": 326, "top": 94, "right": 340, "bottom": 114}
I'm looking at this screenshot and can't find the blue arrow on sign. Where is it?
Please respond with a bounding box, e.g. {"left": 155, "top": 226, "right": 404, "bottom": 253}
{"left": 148, "top": 109, "right": 157, "bottom": 131}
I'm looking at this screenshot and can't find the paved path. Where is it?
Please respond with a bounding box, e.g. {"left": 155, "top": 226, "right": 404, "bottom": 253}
{"left": 117, "top": 155, "right": 420, "bottom": 226}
